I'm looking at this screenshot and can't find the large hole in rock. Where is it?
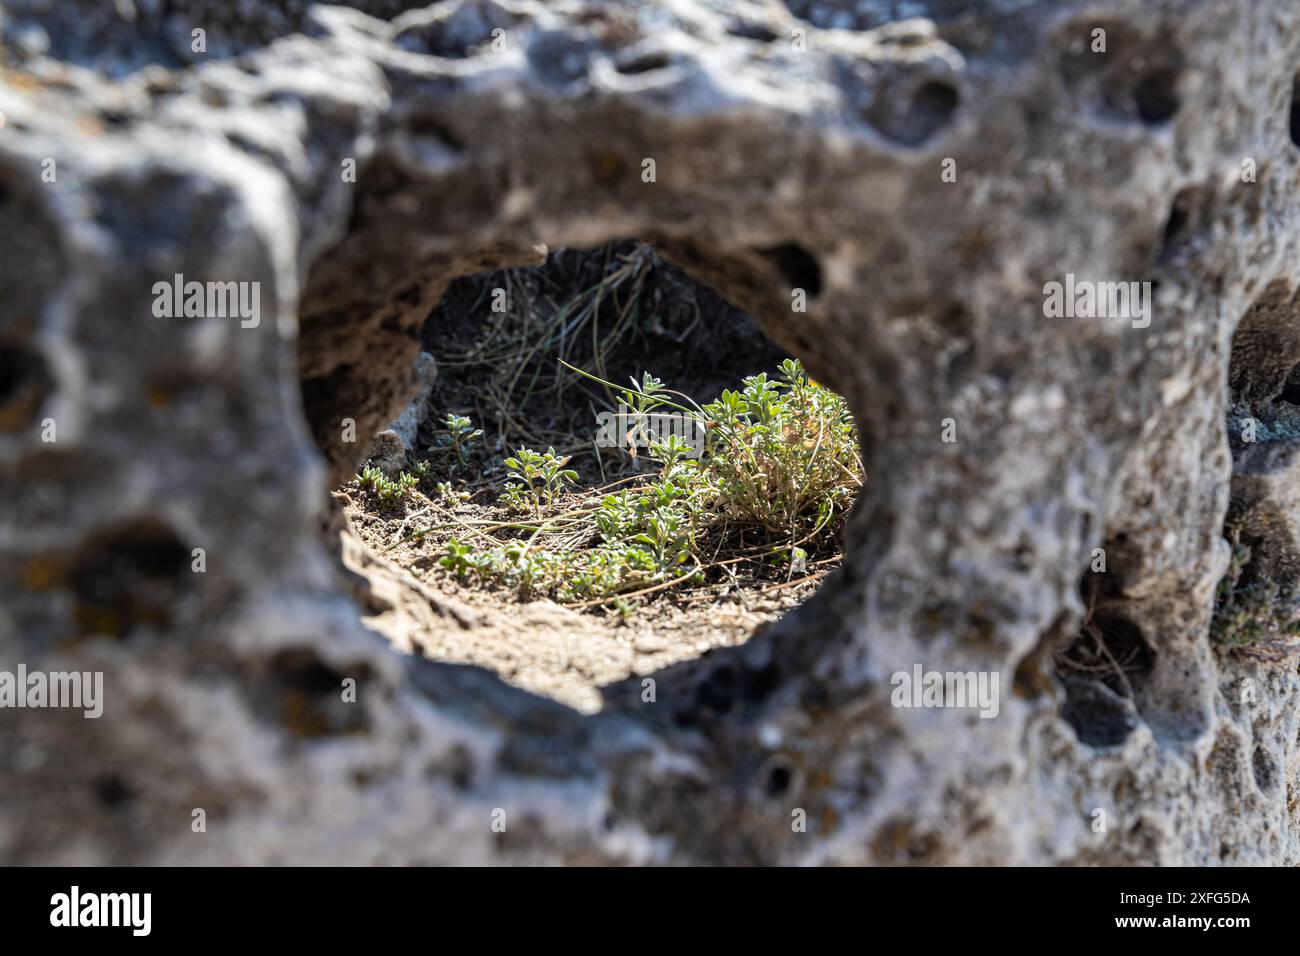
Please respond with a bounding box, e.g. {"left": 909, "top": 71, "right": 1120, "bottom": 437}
{"left": 328, "top": 241, "right": 863, "bottom": 712}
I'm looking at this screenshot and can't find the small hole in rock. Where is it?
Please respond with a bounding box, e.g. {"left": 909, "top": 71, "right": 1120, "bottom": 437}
{"left": 69, "top": 519, "right": 193, "bottom": 640}
{"left": 1290, "top": 76, "right": 1300, "bottom": 147}
{"left": 1134, "top": 68, "right": 1180, "bottom": 124}
{"left": 765, "top": 761, "right": 793, "bottom": 797}
{"left": 1158, "top": 193, "right": 1191, "bottom": 262}
{"left": 263, "top": 648, "right": 370, "bottom": 739}
{"left": 408, "top": 113, "right": 465, "bottom": 152}
{"left": 93, "top": 773, "right": 135, "bottom": 809}
{"left": 914, "top": 80, "right": 959, "bottom": 126}
{"left": 0, "top": 345, "right": 54, "bottom": 431}
{"left": 1252, "top": 745, "right": 1276, "bottom": 792}
{"left": 757, "top": 243, "right": 823, "bottom": 298}
{"left": 1055, "top": 576, "right": 1154, "bottom": 747}
{"left": 272, "top": 648, "right": 348, "bottom": 695}
{"left": 615, "top": 51, "right": 673, "bottom": 75}
{"left": 1276, "top": 364, "right": 1300, "bottom": 405}
{"left": 727, "top": 22, "right": 780, "bottom": 43}
{"left": 1058, "top": 608, "right": 1153, "bottom": 696}
{"left": 863, "top": 77, "right": 959, "bottom": 145}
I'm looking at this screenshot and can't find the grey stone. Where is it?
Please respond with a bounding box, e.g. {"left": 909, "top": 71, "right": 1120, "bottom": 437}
{"left": 365, "top": 350, "right": 437, "bottom": 475}
{"left": 1, "top": 0, "right": 1299, "bottom": 865}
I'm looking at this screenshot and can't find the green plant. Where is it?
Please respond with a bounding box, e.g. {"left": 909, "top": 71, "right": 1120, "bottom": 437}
{"left": 431, "top": 414, "right": 483, "bottom": 465}
{"left": 439, "top": 539, "right": 480, "bottom": 578}
{"left": 502, "top": 447, "right": 578, "bottom": 511}
{"left": 428, "top": 360, "right": 862, "bottom": 607}
{"left": 377, "top": 471, "right": 419, "bottom": 505}
{"left": 700, "top": 358, "right": 860, "bottom": 538}
{"left": 435, "top": 480, "right": 469, "bottom": 504}
{"left": 647, "top": 433, "right": 697, "bottom": 480}
{"left": 357, "top": 466, "right": 421, "bottom": 507}
{"left": 356, "top": 465, "right": 385, "bottom": 493}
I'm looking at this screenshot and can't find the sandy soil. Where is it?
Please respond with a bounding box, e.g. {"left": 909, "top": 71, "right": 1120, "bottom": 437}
{"left": 338, "top": 489, "right": 823, "bottom": 713}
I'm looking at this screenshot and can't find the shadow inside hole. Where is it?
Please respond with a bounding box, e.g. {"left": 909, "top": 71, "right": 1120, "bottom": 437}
{"left": 1275, "top": 362, "right": 1300, "bottom": 405}
{"left": 1055, "top": 22, "right": 1182, "bottom": 127}
{"left": 1158, "top": 190, "right": 1192, "bottom": 263}
{"left": 1290, "top": 75, "right": 1300, "bottom": 148}
{"left": 68, "top": 518, "right": 193, "bottom": 640}
{"left": 0, "top": 344, "right": 53, "bottom": 432}
{"left": 1252, "top": 744, "right": 1277, "bottom": 792}
{"left": 1133, "top": 68, "right": 1180, "bottom": 124}
{"left": 865, "top": 78, "right": 960, "bottom": 146}
{"left": 726, "top": 21, "right": 780, "bottom": 43}
{"left": 911, "top": 80, "right": 960, "bottom": 134}
{"left": 691, "top": 661, "right": 781, "bottom": 721}
{"left": 765, "top": 762, "right": 793, "bottom": 796}
{"left": 253, "top": 647, "right": 372, "bottom": 739}
{"left": 755, "top": 243, "right": 823, "bottom": 298}
{"left": 418, "top": 240, "right": 793, "bottom": 469}
{"left": 93, "top": 772, "right": 136, "bottom": 810}
{"left": 1055, "top": 584, "right": 1154, "bottom": 747}
{"left": 614, "top": 50, "right": 674, "bottom": 75}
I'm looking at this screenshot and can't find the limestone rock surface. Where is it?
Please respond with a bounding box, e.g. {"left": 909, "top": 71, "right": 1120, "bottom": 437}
{"left": 3, "top": 0, "right": 1300, "bottom": 864}
{"left": 366, "top": 350, "right": 436, "bottom": 475}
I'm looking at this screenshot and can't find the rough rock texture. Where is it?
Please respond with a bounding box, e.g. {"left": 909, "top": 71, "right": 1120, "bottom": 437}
{"left": 3, "top": 0, "right": 1300, "bottom": 864}
{"left": 365, "top": 350, "right": 436, "bottom": 474}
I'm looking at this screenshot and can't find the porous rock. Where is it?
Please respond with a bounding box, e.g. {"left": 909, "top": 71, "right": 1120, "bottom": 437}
{"left": 2, "top": 0, "right": 1300, "bottom": 864}
{"left": 366, "top": 350, "right": 437, "bottom": 475}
